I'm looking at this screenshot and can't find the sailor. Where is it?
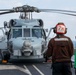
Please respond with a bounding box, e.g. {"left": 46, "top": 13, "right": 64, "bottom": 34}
{"left": 45, "top": 22, "right": 74, "bottom": 75}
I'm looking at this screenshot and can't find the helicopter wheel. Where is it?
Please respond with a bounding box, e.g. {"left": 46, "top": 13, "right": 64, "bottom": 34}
{"left": 1, "top": 51, "right": 10, "bottom": 63}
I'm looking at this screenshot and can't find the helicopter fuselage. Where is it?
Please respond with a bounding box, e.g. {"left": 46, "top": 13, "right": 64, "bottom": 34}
{"left": 0, "top": 19, "right": 47, "bottom": 61}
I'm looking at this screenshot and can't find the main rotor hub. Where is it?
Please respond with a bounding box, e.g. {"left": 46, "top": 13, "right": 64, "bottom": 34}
{"left": 13, "top": 5, "right": 40, "bottom": 12}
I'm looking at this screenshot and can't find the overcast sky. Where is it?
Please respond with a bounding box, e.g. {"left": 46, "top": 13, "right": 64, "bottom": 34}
{"left": 0, "top": 0, "right": 76, "bottom": 40}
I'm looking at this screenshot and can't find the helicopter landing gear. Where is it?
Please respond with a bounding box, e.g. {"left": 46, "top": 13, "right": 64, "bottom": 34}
{"left": 1, "top": 51, "right": 10, "bottom": 63}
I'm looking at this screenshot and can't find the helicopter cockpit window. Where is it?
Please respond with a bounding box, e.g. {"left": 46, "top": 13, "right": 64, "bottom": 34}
{"left": 13, "top": 29, "right": 22, "bottom": 38}
{"left": 32, "top": 29, "right": 42, "bottom": 38}
{"left": 24, "top": 29, "right": 30, "bottom": 37}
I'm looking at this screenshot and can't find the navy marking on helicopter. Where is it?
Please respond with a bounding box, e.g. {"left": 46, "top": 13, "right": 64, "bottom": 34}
{"left": 0, "top": 5, "right": 76, "bottom": 63}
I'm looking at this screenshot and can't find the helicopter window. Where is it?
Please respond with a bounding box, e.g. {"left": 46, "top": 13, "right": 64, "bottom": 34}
{"left": 13, "top": 29, "right": 22, "bottom": 38}
{"left": 24, "top": 29, "right": 30, "bottom": 37}
{"left": 32, "top": 29, "right": 42, "bottom": 38}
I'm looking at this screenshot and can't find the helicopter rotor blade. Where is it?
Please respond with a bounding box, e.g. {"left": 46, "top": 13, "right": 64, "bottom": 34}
{"left": 0, "top": 5, "right": 76, "bottom": 13}
{"left": 0, "top": 11, "right": 14, "bottom": 15}
{"left": 39, "top": 9, "right": 76, "bottom": 13}
{"left": 0, "top": 10, "right": 76, "bottom": 16}
{"left": 0, "top": 9, "right": 13, "bottom": 11}
{"left": 0, "top": 5, "right": 76, "bottom": 16}
{"left": 49, "top": 11, "right": 76, "bottom": 16}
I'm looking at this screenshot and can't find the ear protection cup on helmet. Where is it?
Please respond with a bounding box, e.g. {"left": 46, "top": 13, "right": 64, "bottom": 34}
{"left": 65, "top": 28, "right": 67, "bottom": 34}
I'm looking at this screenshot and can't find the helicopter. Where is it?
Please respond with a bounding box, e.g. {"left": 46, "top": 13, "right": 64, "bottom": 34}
{"left": 0, "top": 5, "right": 76, "bottom": 63}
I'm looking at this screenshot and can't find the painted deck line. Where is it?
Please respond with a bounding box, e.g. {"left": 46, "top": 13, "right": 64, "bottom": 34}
{"left": 32, "top": 65, "right": 44, "bottom": 75}
{"left": 24, "top": 65, "right": 32, "bottom": 75}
